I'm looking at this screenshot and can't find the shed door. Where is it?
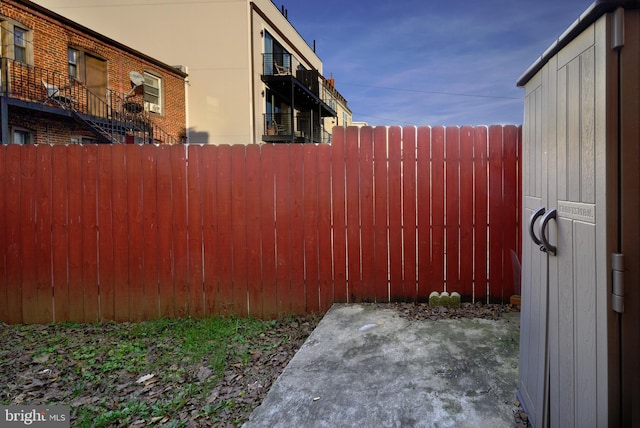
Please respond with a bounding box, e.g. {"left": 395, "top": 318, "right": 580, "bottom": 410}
{"left": 519, "top": 14, "right": 616, "bottom": 428}
{"left": 547, "top": 24, "right": 603, "bottom": 428}
{"left": 518, "top": 70, "right": 549, "bottom": 428}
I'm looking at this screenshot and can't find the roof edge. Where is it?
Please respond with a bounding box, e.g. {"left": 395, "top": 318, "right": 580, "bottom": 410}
{"left": 517, "top": 0, "right": 640, "bottom": 87}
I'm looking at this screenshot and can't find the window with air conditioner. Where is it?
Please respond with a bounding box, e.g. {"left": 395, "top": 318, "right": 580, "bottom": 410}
{"left": 144, "top": 72, "right": 162, "bottom": 114}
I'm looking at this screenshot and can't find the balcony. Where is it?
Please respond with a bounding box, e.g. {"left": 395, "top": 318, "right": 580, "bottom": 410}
{"left": 262, "top": 53, "right": 337, "bottom": 118}
{"left": 263, "top": 112, "right": 331, "bottom": 144}
{"left": 0, "top": 58, "right": 181, "bottom": 145}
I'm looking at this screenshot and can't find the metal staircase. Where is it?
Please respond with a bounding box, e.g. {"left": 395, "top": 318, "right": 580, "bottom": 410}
{"left": 46, "top": 94, "right": 120, "bottom": 144}
{"left": 3, "top": 58, "right": 181, "bottom": 145}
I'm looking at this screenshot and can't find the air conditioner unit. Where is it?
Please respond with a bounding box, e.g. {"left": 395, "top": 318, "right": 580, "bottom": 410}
{"left": 149, "top": 104, "right": 162, "bottom": 114}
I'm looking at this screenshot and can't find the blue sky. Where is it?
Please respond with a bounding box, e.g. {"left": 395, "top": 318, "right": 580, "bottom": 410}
{"left": 285, "top": 0, "right": 594, "bottom": 126}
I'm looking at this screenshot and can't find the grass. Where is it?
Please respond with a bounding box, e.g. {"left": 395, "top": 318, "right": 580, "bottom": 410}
{"left": 0, "top": 316, "right": 293, "bottom": 427}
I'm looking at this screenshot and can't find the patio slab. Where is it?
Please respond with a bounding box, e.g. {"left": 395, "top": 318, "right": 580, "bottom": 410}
{"left": 243, "top": 303, "right": 520, "bottom": 428}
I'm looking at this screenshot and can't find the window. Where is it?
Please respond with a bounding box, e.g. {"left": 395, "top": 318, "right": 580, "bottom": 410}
{"left": 143, "top": 72, "right": 162, "bottom": 114}
{"left": 13, "top": 27, "right": 27, "bottom": 63}
{"left": 71, "top": 135, "right": 97, "bottom": 145}
{"left": 263, "top": 30, "right": 291, "bottom": 75}
{"left": 12, "top": 129, "right": 32, "bottom": 145}
{"left": 68, "top": 48, "right": 79, "bottom": 79}
{"left": 1, "top": 20, "right": 32, "bottom": 63}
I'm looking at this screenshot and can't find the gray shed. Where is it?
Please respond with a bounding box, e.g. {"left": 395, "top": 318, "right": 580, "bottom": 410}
{"left": 517, "top": 1, "right": 640, "bottom": 426}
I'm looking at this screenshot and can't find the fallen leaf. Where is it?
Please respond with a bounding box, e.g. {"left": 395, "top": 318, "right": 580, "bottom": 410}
{"left": 136, "top": 374, "right": 155, "bottom": 384}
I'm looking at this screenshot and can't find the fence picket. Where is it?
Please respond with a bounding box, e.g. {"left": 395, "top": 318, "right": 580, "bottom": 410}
{"left": 20, "top": 145, "right": 38, "bottom": 324}
{"left": 6, "top": 145, "right": 23, "bottom": 323}
{"left": 81, "top": 146, "right": 99, "bottom": 323}
{"left": 402, "top": 126, "right": 418, "bottom": 301}
{"left": 373, "top": 127, "right": 389, "bottom": 302}
{"left": 331, "top": 127, "right": 347, "bottom": 302}
{"left": 445, "top": 126, "right": 461, "bottom": 293}
{"left": 416, "top": 126, "right": 432, "bottom": 298}
{"left": 460, "top": 126, "right": 474, "bottom": 299}
{"left": 110, "top": 145, "right": 129, "bottom": 321}
{"left": 303, "top": 145, "right": 320, "bottom": 313}
{"left": 489, "top": 125, "right": 505, "bottom": 302}
{"left": 274, "top": 144, "right": 292, "bottom": 315}
{"left": 246, "top": 145, "right": 263, "bottom": 317}
{"left": 0, "top": 146, "right": 8, "bottom": 323}
{"left": 215, "top": 145, "right": 233, "bottom": 315}
{"left": 373, "top": 127, "right": 389, "bottom": 301}
{"left": 359, "top": 127, "right": 375, "bottom": 301}
{"left": 156, "top": 145, "right": 175, "bottom": 318}
{"left": 1, "top": 125, "right": 522, "bottom": 323}
{"left": 288, "top": 144, "right": 305, "bottom": 315}
{"left": 345, "top": 126, "right": 361, "bottom": 302}
{"left": 231, "top": 145, "right": 248, "bottom": 317}
{"left": 503, "top": 125, "right": 519, "bottom": 299}
{"left": 316, "top": 144, "right": 333, "bottom": 311}
{"left": 201, "top": 146, "right": 219, "bottom": 316}
{"left": 187, "top": 145, "right": 205, "bottom": 318}
{"left": 388, "top": 127, "right": 403, "bottom": 299}
{"left": 431, "top": 126, "right": 446, "bottom": 290}
{"left": 126, "top": 145, "right": 144, "bottom": 322}
{"left": 259, "top": 146, "right": 278, "bottom": 318}
{"left": 35, "top": 145, "right": 53, "bottom": 323}
{"left": 67, "top": 145, "right": 85, "bottom": 322}
{"left": 474, "top": 127, "right": 489, "bottom": 302}
{"left": 96, "top": 146, "right": 114, "bottom": 320}
{"left": 171, "top": 146, "right": 189, "bottom": 317}
{"left": 141, "top": 145, "right": 160, "bottom": 319}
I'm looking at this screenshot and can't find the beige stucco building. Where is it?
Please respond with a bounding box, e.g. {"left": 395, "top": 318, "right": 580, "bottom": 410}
{"left": 32, "top": 0, "right": 350, "bottom": 145}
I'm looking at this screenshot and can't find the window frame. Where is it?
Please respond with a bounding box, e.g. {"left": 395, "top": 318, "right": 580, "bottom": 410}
{"left": 11, "top": 127, "right": 32, "bottom": 145}
{"left": 13, "top": 27, "right": 27, "bottom": 63}
{"left": 68, "top": 48, "right": 79, "bottom": 79}
{"left": 143, "top": 71, "right": 163, "bottom": 114}
{"left": 70, "top": 135, "right": 97, "bottom": 145}
{"left": 1, "top": 20, "right": 33, "bottom": 64}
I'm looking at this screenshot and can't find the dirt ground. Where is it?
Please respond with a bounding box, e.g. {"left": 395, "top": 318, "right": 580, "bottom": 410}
{"left": 1, "top": 302, "right": 528, "bottom": 427}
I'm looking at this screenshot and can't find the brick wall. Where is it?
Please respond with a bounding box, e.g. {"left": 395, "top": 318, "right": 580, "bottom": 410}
{"left": 1, "top": 0, "right": 187, "bottom": 143}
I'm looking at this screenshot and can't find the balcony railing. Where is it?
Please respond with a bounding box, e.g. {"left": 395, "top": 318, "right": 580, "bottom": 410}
{"left": 262, "top": 53, "right": 338, "bottom": 118}
{"left": 1, "top": 58, "right": 181, "bottom": 144}
{"left": 263, "top": 112, "right": 331, "bottom": 144}
{"left": 262, "top": 52, "right": 300, "bottom": 77}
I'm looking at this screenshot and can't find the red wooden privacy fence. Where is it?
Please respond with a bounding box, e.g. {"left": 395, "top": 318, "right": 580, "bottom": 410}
{"left": 0, "top": 125, "right": 521, "bottom": 324}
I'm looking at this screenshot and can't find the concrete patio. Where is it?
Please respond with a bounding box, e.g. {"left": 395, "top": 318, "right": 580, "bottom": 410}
{"left": 244, "top": 303, "right": 520, "bottom": 428}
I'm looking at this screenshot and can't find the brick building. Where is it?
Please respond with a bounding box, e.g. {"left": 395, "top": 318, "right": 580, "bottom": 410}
{"left": 0, "top": 0, "right": 187, "bottom": 145}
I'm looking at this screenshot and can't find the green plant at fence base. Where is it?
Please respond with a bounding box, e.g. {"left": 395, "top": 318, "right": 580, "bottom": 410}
{"left": 429, "top": 291, "right": 440, "bottom": 307}
{"left": 428, "top": 291, "right": 461, "bottom": 308}
{"left": 440, "top": 292, "right": 451, "bottom": 307}
{"left": 450, "top": 292, "right": 461, "bottom": 307}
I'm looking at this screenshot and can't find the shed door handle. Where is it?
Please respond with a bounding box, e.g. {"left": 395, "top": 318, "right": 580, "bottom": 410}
{"left": 529, "top": 206, "right": 545, "bottom": 246}
{"left": 540, "top": 208, "right": 557, "bottom": 256}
